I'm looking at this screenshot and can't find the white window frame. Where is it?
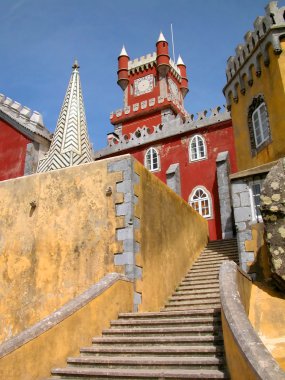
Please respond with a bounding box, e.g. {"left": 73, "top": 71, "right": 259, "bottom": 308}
{"left": 189, "top": 135, "right": 207, "bottom": 162}
{"left": 248, "top": 178, "right": 264, "bottom": 223}
{"left": 189, "top": 186, "right": 212, "bottom": 219}
{"left": 144, "top": 147, "right": 160, "bottom": 172}
{"left": 252, "top": 103, "right": 269, "bottom": 148}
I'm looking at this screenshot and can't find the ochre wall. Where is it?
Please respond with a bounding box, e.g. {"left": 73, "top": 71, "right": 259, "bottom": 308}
{"left": 0, "top": 119, "right": 30, "bottom": 181}
{"left": 221, "top": 309, "right": 258, "bottom": 380}
{"left": 134, "top": 160, "right": 209, "bottom": 312}
{"left": 0, "top": 278, "right": 133, "bottom": 380}
{"left": 248, "top": 282, "right": 285, "bottom": 371}
{"left": 237, "top": 271, "right": 285, "bottom": 371}
{"left": 230, "top": 42, "right": 285, "bottom": 171}
{"left": 0, "top": 160, "right": 123, "bottom": 343}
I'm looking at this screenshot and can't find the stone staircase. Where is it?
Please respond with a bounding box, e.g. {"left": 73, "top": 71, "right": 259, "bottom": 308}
{"left": 49, "top": 238, "right": 238, "bottom": 379}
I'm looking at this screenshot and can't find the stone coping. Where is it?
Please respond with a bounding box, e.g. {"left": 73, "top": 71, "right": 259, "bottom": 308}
{"left": 219, "top": 261, "right": 285, "bottom": 380}
{"left": 0, "top": 273, "right": 131, "bottom": 359}
{"left": 230, "top": 160, "right": 278, "bottom": 180}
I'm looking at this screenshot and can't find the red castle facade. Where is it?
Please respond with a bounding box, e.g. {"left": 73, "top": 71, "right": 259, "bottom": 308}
{"left": 95, "top": 33, "right": 238, "bottom": 240}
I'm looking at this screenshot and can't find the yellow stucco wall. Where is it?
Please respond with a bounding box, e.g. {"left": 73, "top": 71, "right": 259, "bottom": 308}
{"left": 248, "top": 282, "right": 285, "bottom": 371}
{"left": 134, "top": 161, "right": 209, "bottom": 312}
{"left": 230, "top": 42, "right": 285, "bottom": 171}
{"left": 236, "top": 271, "right": 285, "bottom": 371}
{"left": 221, "top": 309, "right": 258, "bottom": 380}
{"left": 0, "top": 278, "right": 133, "bottom": 380}
{"left": 0, "top": 160, "right": 123, "bottom": 343}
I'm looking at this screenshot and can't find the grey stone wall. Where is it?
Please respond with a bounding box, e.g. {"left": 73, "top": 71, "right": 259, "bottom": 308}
{"left": 231, "top": 178, "right": 254, "bottom": 271}
{"left": 108, "top": 156, "right": 142, "bottom": 311}
{"left": 216, "top": 151, "right": 233, "bottom": 239}
{"left": 166, "top": 163, "right": 181, "bottom": 196}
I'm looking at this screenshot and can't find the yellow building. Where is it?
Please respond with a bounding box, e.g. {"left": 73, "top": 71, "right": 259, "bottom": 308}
{"left": 223, "top": 1, "right": 285, "bottom": 274}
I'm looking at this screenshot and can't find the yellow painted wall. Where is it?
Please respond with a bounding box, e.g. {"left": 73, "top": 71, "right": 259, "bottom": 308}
{"left": 0, "top": 278, "right": 133, "bottom": 380}
{"left": 0, "top": 159, "right": 123, "bottom": 343}
{"left": 134, "top": 161, "right": 209, "bottom": 312}
{"left": 236, "top": 271, "right": 285, "bottom": 371}
{"left": 248, "top": 282, "right": 285, "bottom": 371}
{"left": 221, "top": 309, "right": 258, "bottom": 380}
{"left": 230, "top": 42, "right": 285, "bottom": 171}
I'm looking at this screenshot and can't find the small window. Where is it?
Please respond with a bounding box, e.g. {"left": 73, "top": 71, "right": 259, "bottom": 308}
{"left": 248, "top": 96, "right": 271, "bottom": 154}
{"left": 252, "top": 103, "right": 270, "bottom": 148}
{"left": 189, "top": 135, "right": 207, "bottom": 162}
{"left": 144, "top": 147, "right": 160, "bottom": 172}
{"left": 249, "top": 178, "right": 264, "bottom": 222}
{"left": 189, "top": 187, "right": 212, "bottom": 218}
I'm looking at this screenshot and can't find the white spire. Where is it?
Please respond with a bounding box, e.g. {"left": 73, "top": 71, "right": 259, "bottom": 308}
{"left": 119, "top": 45, "right": 128, "bottom": 57}
{"left": 177, "top": 55, "right": 185, "bottom": 65}
{"left": 157, "top": 31, "right": 166, "bottom": 42}
{"left": 37, "top": 61, "right": 92, "bottom": 173}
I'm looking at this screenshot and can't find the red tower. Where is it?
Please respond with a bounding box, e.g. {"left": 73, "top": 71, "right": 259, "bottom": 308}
{"left": 110, "top": 33, "right": 189, "bottom": 137}
{"left": 98, "top": 33, "right": 237, "bottom": 241}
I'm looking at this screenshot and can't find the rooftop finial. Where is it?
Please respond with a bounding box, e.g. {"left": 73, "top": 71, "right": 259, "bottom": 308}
{"left": 119, "top": 45, "right": 128, "bottom": 57}
{"left": 157, "top": 31, "right": 166, "bottom": 42}
{"left": 72, "top": 59, "right": 80, "bottom": 70}
{"left": 177, "top": 55, "right": 185, "bottom": 65}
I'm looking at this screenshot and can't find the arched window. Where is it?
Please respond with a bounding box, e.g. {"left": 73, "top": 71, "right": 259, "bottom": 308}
{"left": 248, "top": 95, "right": 270, "bottom": 153}
{"left": 189, "top": 135, "right": 207, "bottom": 161}
{"left": 144, "top": 147, "right": 160, "bottom": 172}
{"left": 189, "top": 187, "right": 212, "bottom": 218}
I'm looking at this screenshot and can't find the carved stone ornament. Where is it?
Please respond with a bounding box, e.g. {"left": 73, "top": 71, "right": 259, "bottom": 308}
{"left": 260, "top": 158, "right": 285, "bottom": 292}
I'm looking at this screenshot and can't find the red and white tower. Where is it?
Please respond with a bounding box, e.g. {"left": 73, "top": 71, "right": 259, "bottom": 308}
{"left": 110, "top": 32, "right": 189, "bottom": 138}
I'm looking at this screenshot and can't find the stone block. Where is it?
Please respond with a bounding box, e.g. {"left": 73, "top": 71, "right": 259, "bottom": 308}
{"left": 235, "top": 222, "right": 246, "bottom": 231}
{"left": 117, "top": 227, "right": 133, "bottom": 240}
{"left": 234, "top": 206, "right": 251, "bottom": 223}
{"left": 108, "top": 158, "right": 130, "bottom": 173}
{"left": 240, "top": 191, "right": 251, "bottom": 207}
{"left": 232, "top": 193, "right": 241, "bottom": 208}
{"left": 114, "top": 252, "right": 134, "bottom": 265}
{"left": 232, "top": 181, "right": 248, "bottom": 193}
{"left": 117, "top": 180, "right": 132, "bottom": 193}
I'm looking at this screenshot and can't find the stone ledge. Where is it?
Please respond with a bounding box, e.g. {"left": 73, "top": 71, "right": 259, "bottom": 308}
{"left": 219, "top": 261, "right": 285, "bottom": 379}
{"left": 0, "top": 273, "right": 131, "bottom": 359}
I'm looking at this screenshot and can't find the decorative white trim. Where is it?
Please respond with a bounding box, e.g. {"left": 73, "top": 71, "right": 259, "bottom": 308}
{"left": 189, "top": 186, "right": 212, "bottom": 219}
{"left": 144, "top": 147, "right": 160, "bottom": 172}
{"left": 189, "top": 134, "right": 207, "bottom": 162}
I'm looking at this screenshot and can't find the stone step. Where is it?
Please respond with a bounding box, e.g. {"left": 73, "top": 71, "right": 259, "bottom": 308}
{"left": 176, "top": 284, "right": 219, "bottom": 291}
{"left": 80, "top": 345, "right": 225, "bottom": 357}
{"left": 185, "top": 268, "right": 220, "bottom": 275}
{"left": 169, "top": 294, "right": 220, "bottom": 302}
{"left": 164, "top": 304, "right": 221, "bottom": 311}
{"left": 92, "top": 335, "right": 224, "bottom": 346}
{"left": 66, "top": 355, "right": 225, "bottom": 370}
{"left": 50, "top": 367, "right": 229, "bottom": 379}
{"left": 173, "top": 288, "right": 220, "bottom": 296}
{"left": 166, "top": 299, "right": 220, "bottom": 307}
{"left": 103, "top": 325, "right": 221, "bottom": 337}
{"left": 111, "top": 316, "right": 221, "bottom": 328}
{"left": 118, "top": 309, "right": 221, "bottom": 320}
{"left": 195, "top": 257, "right": 238, "bottom": 264}
{"left": 181, "top": 276, "right": 219, "bottom": 283}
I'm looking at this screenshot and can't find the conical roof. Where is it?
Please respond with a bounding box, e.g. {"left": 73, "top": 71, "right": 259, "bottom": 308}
{"left": 157, "top": 31, "right": 166, "bottom": 42}
{"left": 119, "top": 45, "right": 128, "bottom": 57}
{"left": 37, "top": 60, "right": 92, "bottom": 172}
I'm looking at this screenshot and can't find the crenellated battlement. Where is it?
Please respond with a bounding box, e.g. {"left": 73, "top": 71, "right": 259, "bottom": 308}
{"left": 95, "top": 106, "right": 230, "bottom": 159}
{"left": 128, "top": 51, "right": 181, "bottom": 79}
{"left": 110, "top": 93, "right": 187, "bottom": 122}
{"left": 0, "top": 93, "right": 51, "bottom": 141}
{"left": 224, "top": 1, "right": 285, "bottom": 105}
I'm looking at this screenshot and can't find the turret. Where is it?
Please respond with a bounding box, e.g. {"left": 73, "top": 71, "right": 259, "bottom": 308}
{"left": 177, "top": 55, "right": 189, "bottom": 98}
{"left": 117, "top": 45, "right": 129, "bottom": 91}
{"left": 156, "top": 32, "right": 170, "bottom": 76}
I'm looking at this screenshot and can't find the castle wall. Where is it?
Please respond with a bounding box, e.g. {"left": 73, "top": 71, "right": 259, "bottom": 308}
{"left": 0, "top": 119, "right": 31, "bottom": 181}
{"left": 0, "top": 155, "right": 208, "bottom": 344}
{"left": 0, "top": 159, "right": 122, "bottom": 343}
{"left": 229, "top": 42, "right": 285, "bottom": 172}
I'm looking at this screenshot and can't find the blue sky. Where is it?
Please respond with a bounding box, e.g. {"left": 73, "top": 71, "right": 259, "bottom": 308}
{"left": 0, "top": 0, "right": 283, "bottom": 150}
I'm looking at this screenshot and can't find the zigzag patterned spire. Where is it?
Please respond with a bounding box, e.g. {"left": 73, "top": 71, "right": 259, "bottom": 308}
{"left": 37, "top": 60, "right": 92, "bottom": 172}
